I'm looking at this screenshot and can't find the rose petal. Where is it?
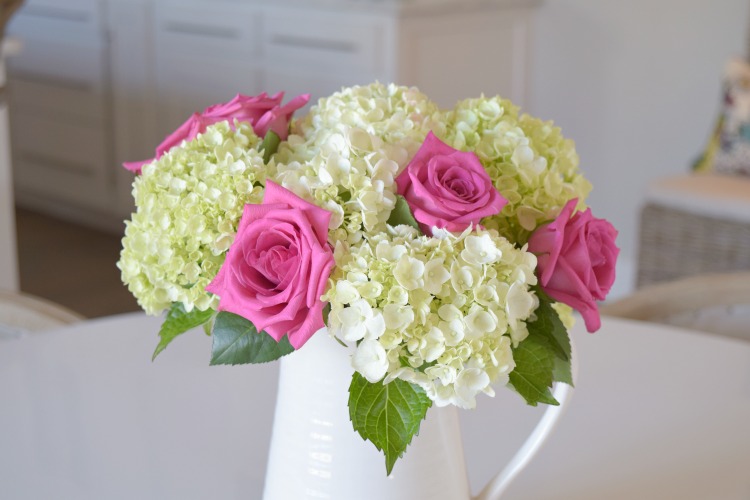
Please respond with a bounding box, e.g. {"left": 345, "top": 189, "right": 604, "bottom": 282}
{"left": 207, "top": 181, "right": 334, "bottom": 350}
{"left": 396, "top": 131, "right": 506, "bottom": 235}
{"left": 123, "top": 93, "right": 307, "bottom": 174}
{"left": 528, "top": 198, "right": 618, "bottom": 333}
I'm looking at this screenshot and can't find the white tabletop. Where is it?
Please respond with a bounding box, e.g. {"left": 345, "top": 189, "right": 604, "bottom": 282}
{"left": 1, "top": 313, "right": 749, "bottom": 499}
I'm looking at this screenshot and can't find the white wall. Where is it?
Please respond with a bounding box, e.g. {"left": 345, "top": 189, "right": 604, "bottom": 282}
{"left": 529, "top": 0, "right": 749, "bottom": 297}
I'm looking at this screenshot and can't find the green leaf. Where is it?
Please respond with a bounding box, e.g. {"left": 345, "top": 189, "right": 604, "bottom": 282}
{"left": 260, "top": 130, "right": 281, "bottom": 164}
{"left": 552, "top": 356, "right": 574, "bottom": 386}
{"left": 528, "top": 293, "right": 574, "bottom": 386}
{"left": 387, "top": 195, "right": 421, "bottom": 232}
{"left": 153, "top": 303, "right": 215, "bottom": 361}
{"left": 509, "top": 293, "right": 579, "bottom": 404}
{"left": 210, "top": 311, "right": 294, "bottom": 365}
{"left": 349, "top": 373, "right": 432, "bottom": 475}
{"left": 528, "top": 294, "right": 571, "bottom": 362}
{"left": 508, "top": 333, "right": 559, "bottom": 407}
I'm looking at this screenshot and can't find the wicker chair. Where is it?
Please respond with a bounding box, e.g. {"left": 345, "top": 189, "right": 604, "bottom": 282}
{"left": 637, "top": 174, "right": 750, "bottom": 287}
{"left": 601, "top": 272, "right": 750, "bottom": 342}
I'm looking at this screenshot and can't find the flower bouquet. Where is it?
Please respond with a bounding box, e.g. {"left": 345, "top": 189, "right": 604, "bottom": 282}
{"left": 119, "top": 83, "right": 618, "bottom": 474}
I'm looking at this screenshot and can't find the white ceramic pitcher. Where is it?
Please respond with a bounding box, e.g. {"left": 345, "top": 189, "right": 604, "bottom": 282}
{"left": 263, "top": 330, "right": 576, "bottom": 500}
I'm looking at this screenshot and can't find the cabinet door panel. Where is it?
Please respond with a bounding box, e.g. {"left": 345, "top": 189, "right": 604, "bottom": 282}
{"left": 397, "top": 11, "right": 530, "bottom": 109}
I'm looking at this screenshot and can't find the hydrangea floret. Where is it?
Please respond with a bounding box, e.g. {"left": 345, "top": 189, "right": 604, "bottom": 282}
{"left": 118, "top": 121, "right": 266, "bottom": 314}
{"left": 273, "top": 83, "right": 442, "bottom": 245}
{"left": 325, "top": 225, "right": 538, "bottom": 409}
{"left": 439, "top": 96, "right": 592, "bottom": 244}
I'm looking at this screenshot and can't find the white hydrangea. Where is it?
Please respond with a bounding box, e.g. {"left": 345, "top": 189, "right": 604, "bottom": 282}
{"left": 324, "top": 226, "right": 539, "bottom": 409}
{"left": 439, "top": 96, "right": 592, "bottom": 245}
{"left": 118, "top": 121, "right": 267, "bottom": 314}
{"left": 271, "top": 83, "right": 442, "bottom": 245}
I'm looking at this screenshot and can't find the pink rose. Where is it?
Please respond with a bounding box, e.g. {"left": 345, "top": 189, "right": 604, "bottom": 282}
{"left": 123, "top": 92, "right": 310, "bottom": 174}
{"left": 528, "top": 199, "right": 619, "bottom": 332}
{"left": 395, "top": 132, "right": 507, "bottom": 235}
{"left": 206, "top": 181, "right": 334, "bottom": 349}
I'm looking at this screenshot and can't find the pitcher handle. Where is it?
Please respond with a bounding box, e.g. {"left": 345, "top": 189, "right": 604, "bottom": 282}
{"left": 474, "top": 335, "right": 579, "bottom": 500}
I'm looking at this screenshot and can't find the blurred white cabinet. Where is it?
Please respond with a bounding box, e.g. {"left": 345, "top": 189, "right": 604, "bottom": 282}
{"left": 152, "top": 1, "right": 264, "bottom": 138}
{"left": 7, "top": 0, "right": 114, "bottom": 227}
{"left": 7, "top": 0, "right": 540, "bottom": 231}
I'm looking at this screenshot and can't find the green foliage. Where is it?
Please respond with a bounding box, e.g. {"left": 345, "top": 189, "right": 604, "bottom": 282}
{"left": 552, "top": 356, "right": 574, "bottom": 386}
{"left": 530, "top": 297, "right": 571, "bottom": 359}
{"left": 210, "top": 311, "right": 294, "bottom": 365}
{"left": 508, "top": 333, "right": 559, "bottom": 406}
{"left": 387, "top": 195, "right": 421, "bottom": 232}
{"left": 153, "top": 303, "right": 215, "bottom": 361}
{"left": 349, "top": 373, "right": 432, "bottom": 475}
{"left": 508, "top": 294, "right": 574, "bottom": 405}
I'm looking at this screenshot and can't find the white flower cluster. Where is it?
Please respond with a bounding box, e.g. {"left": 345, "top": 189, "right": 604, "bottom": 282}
{"left": 440, "top": 96, "right": 592, "bottom": 244}
{"left": 117, "top": 83, "right": 589, "bottom": 411}
{"left": 272, "top": 83, "right": 441, "bottom": 245}
{"left": 324, "top": 226, "right": 539, "bottom": 409}
{"left": 118, "top": 121, "right": 267, "bottom": 314}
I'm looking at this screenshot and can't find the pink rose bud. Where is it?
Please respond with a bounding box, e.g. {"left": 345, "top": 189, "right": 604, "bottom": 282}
{"left": 206, "top": 181, "right": 334, "bottom": 349}
{"left": 395, "top": 132, "right": 507, "bottom": 235}
{"left": 123, "top": 92, "right": 310, "bottom": 174}
{"left": 528, "top": 199, "right": 619, "bottom": 332}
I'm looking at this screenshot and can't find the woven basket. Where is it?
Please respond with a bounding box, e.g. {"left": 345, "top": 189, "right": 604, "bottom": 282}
{"left": 637, "top": 203, "right": 750, "bottom": 287}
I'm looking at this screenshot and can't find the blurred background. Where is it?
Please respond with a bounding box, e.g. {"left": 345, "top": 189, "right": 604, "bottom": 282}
{"left": 1, "top": 0, "right": 748, "bottom": 317}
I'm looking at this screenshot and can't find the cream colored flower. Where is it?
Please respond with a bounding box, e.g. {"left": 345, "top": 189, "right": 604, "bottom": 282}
{"left": 118, "top": 121, "right": 265, "bottom": 314}
{"left": 273, "top": 83, "right": 441, "bottom": 245}
{"left": 325, "top": 226, "right": 538, "bottom": 409}
{"left": 440, "top": 96, "right": 591, "bottom": 244}
{"left": 352, "top": 339, "right": 389, "bottom": 383}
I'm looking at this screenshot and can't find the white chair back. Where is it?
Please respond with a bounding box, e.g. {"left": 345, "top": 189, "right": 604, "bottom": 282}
{"left": 602, "top": 272, "right": 750, "bottom": 341}
{"left": 0, "top": 289, "right": 83, "bottom": 339}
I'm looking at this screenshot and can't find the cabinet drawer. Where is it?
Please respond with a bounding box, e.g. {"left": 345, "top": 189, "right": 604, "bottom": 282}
{"left": 8, "top": 0, "right": 103, "bottom": 44}
{"left": 12, "top": 114, "right": 108, "bottom": 178}
{"left": 12, "top": 114, "right": 110, "bottom": 209}
{"left": 263, "top": 10, "right": 386, "bottom": 75}
{"left": 14, "top": 156, "right": 110, "bottom": 211}
{"left": 8, "top": 37, "right": 107, "bottom": 123}
{"left": 155, "top": 2, "right": 261, "bottom": 58}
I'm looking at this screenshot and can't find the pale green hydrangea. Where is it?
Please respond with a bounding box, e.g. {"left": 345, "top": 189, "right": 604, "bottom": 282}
{"left": 118, "top": 121, "right": 266, "bottom": 314}
{"left": 439, "top": 96, "right": 592, "bottom": 244}
{"left": 552, "top": 302, "right": 576, "bottom": 330}
{"left": 324, "top": 225, "right": 539, "bottom": 409}
{"left": 272, "top": 83, "right": 442, "bottom": 245}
